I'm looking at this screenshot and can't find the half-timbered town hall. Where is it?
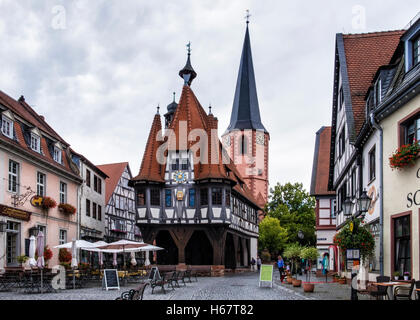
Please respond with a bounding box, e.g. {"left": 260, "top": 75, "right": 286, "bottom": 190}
{"left": 130, "top": 22, "right": 269, "bottom": 272}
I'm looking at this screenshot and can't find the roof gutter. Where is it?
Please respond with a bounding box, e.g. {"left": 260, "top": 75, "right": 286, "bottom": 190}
{"left": 370, "top": 112, "right": 384, "bottom": 276}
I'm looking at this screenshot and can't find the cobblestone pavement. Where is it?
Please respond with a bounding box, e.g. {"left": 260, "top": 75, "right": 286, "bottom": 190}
{"left": 0, "top": 272, "right": 311, "bottom": 300}
{"left": 0, "top": 271, "right": 375, "bottom": 300}
{"left": 272, "top": 271, "right": 371, "bottom": 300}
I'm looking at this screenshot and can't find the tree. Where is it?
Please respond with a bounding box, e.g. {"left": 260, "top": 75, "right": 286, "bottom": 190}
{"left": 283, "top": 243, "right": 303, "bottom": 277}
{"left": 258, "top": 216, "right": 288, "bottom": 257}
{"left": 265, "top": 182, "right": 316, "bottom": 246}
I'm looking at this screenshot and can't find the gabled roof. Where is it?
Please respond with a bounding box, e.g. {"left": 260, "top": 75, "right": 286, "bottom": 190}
{"left": 226, "top": 24, "right": 267, "bottom": 134}
{"left": 0, "top": 90, "right": 81, "bottom": 180}
{"left": 310, "top": 126, "right": 335, "bottom": 196}
{"left": 131, "top": 83, "right": 262, "bottom": 210}
{"left": 337, "top": 30, "right": 404, "bottom": 141}
{"left": 70, "top": 148, "right": 109, "bottom": 179}
{"left": 96, "top": 162, "right": 130, "bottom": 204}
{"left": 132, "top": 113, "right": 164, "bottom": 183}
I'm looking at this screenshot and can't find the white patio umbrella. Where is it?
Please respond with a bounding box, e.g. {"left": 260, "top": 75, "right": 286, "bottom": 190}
{"left": 28, "top": 236, "right": 37, "bottom": 268}
{"left": 130, "top": 252, "right": 137, "bottom": 266}
{"left": 36, "top": 231, "right": 45, "bottom": 292}
{"left": 54, "top": 240, "right": 96, "bottom": 249}
{"left": 70, "top": 239, "right": 78, "bottom": 289}
{"left": 112, "top": 253, "right": 117, "bottom": 267}
{"left": 96, "top": 240, "right": 147, "bottom": 268}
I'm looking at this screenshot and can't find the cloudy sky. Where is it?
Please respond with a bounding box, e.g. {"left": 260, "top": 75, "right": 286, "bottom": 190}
{"left": 0, "top": 0, "right": 418, "bottom": 192}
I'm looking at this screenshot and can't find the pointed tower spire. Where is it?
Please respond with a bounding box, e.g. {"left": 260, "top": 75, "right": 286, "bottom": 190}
{"left": 225, "top": 21, "right": 267, "bottom": 133}
{"left": 179, "top": 41, "right": 197, "bottom": 86}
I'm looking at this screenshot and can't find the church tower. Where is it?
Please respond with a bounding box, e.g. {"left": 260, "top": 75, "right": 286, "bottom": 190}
{"left": 222, "top": 20, "right": 269, "bottom": 207}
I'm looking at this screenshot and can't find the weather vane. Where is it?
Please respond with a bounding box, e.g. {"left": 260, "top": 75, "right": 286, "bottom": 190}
{"left": 157, "top": 104, "right": 160, "bottom": 114}
{"left": 186, "top": 41, "right": 191, "bottom": 55}
{"left": 245, "top": 9, "right": 251, "bottom": 24}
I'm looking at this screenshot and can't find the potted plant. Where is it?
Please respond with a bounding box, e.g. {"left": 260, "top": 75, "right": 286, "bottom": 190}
{"left": 403, "top": 272, "right": 410, "bottom": 281}
{"left": 338, "top": 277, "right": 347, "bottom": 284}
{"left": 393, "top": 271, "right": 400, "bottom": 281}
{"left": 41, "top": 196, "right": 57, "bottom": 210}
{"left": 301, "top": 247, "right": 319, "bottom": 292}
{"left": 43, "top": 245, "right": 53, "bottom": 267}
{"left": 283, "top": 243, "right": 303, "bottom": 280}
{"left": 58, "top": 203, "right": 77, "bottom": 215}
{"left": 389, "top": 140, "right": 419, "bottom": 170}
{"left": 17, "top": 255, "right": 29, "bottom": 268}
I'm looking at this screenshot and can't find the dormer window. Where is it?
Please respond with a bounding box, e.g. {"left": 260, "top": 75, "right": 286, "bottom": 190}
{"left": 53, "top": 147, "right": 62, "bottom": 163}
{"left": 1, "top": 116, "right": 13, "bottom": 139}
{"left": 375, "top": 79, "right": 382, "bottom": 105}
{"left": 30, "top": 133, "right": 40, "bottom": 152}
{"left": 413, "top": 34, "right": 419, "bottom": 66}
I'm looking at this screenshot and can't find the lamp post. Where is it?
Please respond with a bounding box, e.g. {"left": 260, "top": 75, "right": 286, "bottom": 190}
{"left": 343, "top": 190, "right": 372, "bottom": 301}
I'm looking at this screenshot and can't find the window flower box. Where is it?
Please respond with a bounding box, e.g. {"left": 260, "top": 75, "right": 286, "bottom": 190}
{"left": 389, "top": 140, "right": 419, "bottom": 170}
{"left": 41, "top": 196, "right": 57, "bottom": 210}
{"left": 58, "top": 203, "right": 76, "bottom": 215}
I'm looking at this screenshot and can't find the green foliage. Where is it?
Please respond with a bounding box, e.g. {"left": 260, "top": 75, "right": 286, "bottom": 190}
{"left": 265, "top": 182, "right": 316, "bottom": 246}
{"left": 17, "top": 255, "right": 29, "bottom": 264}
{"left": 301, "top": 247, "right": 319, "bottom": 262}
{"left": 258, "top": 216, "right": 288, "bottom": 255}
{"left": 283, "top": 243, "right": 303, "bottom": 260}
{"left": 333, "top": 218, "right": 375, "bottom": 262}
{"left": 261, "top": 250, "right": 271, "bottom": 263}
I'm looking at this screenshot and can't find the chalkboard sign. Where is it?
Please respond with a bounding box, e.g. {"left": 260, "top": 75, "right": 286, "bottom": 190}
{"left": 259, "top": 265, "right": 273, "bottom": 288}
{"left": 148, "top": 266, "right": 160, "bottom": 281}
{"left": 103, "top": 269, "right": 120, "bottom": 291}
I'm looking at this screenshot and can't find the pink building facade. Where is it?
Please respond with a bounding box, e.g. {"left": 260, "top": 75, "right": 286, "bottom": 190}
{"left": 0, "top": 92, "right": 82, "bottom": 270}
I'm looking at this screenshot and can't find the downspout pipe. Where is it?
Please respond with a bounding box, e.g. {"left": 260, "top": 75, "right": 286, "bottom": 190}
{"left": 370, "top": 113, "right": 384, "bottom": 276}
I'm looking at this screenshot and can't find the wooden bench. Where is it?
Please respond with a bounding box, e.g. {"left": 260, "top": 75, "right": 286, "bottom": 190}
{"left": 189, "top": 266, "right": 212, "bottom": 277}
{"left": 184, "top": 270, "right": 197, "bottom": 283}
{"left": 150, "top": 272, "right": 168, "bottom": 294}
{"left": 116, "top": 283, "right": 149, "bottom": 300}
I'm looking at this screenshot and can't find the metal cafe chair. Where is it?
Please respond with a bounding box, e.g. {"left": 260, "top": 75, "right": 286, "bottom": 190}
{"left": 369, "top": 276, "right": 390, "bottom": 300}
{"left": 394, "top": 279, "right": 416, "bottom": 300}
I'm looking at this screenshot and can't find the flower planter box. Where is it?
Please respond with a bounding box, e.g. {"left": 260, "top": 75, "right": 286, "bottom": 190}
{"left": 292, "top": 279, "right": 302, "bottom": 287}
{"left": 286, "top": 277, "right": 294, "bottom": 284}
{"left": 303, "top": 283, "right": 314, "bottom": 292}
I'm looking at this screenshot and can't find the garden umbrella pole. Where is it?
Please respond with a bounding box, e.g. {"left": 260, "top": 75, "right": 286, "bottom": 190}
{"left": 36, "top": 232, "right": 45, "bottom": 293}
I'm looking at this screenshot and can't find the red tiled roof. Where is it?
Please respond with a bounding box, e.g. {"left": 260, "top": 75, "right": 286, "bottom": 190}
{"left": 312, "top": 127, "right": 335, "bottom": 196}
{"left": 342, "top": 30, "right": 404, "bottom": 135}
{"left": 132, "top": 84, "right": 262, "bottom": 209}
{"left": 0, "top": 90, "right": 80, "bottom": 178}
{"left": 132, "top": 113, "right": 164, "bottom": 183}
{"left": 96, "top": 162, "right": 129, "bottom": 204}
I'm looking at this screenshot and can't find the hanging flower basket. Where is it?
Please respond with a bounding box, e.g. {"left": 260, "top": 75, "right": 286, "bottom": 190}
{"left": 58, "top": 203, "right": 76, "bottom": 215}
{"left": 41, "top": 196, "right": 57, "bottom": 210}
{"left": 389, "top": 140, "right": 419, "bottom": 170}
{"left": 333, "top": 218, "right": 375, "bottom": 262}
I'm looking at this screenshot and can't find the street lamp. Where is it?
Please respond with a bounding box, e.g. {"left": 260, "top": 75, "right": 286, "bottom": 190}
{"left": 343, "top": 197, "right": 354, "bottom": 217}
{"left": 357, "top": 189, "right": 372, "bottom": 218}
{"left": 29, "top": 226, "right": 39, "bottom": 237}
{"left": 298, "top": 230, "right": 304, "bottom": 240}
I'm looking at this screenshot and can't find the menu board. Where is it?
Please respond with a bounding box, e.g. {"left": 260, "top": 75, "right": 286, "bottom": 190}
{"left": 148, "top": 266, "right": 160, "bottom": 281}
{"left": 103, "top": 269, "right": 120, "bottom": 291}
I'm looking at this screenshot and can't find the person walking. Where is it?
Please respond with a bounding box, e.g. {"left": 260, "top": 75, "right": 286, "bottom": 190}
{"left": 277, "top": 256, "right": 285, "bottom": 283}
{"left": 250, "top": 257, "right": 256, "bottom": 271}
{"left": 256, "top": 256, "right": 262, "bottom": 271}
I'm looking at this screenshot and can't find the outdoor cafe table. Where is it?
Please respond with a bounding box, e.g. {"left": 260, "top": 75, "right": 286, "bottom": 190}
{"left": 372, "top": 281, "right": 408, "bottom": 300}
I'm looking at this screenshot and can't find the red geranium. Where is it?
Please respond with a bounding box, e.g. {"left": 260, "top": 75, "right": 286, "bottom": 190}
{"left": 389, "top": 140, "right": 419, "bottom": 170}
{"left": 42, "top": 196, "right": 57, "bottom": 210}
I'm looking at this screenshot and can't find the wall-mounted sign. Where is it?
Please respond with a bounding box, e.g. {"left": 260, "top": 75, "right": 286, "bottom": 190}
{"left": 30, "top": 195, "right": 43, "bottom": 207}
{"left": 0, "top": 204, "right": 31, "bottom": 221}
{"left": 367, "top": 185, "right": 378, "bottom": 215}
{"left": 406, "top": 167, "right": 420, "bottom": 208}
{"left": 176, "top": 191, "right": 184, "bottom": 201}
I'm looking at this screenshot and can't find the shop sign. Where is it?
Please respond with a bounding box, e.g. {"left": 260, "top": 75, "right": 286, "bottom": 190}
{"left": 406, "top": 167, "right": 420, "bottom": 208}
{"left": 176, "top": 191, "right": 184, "bottom": 201}
{"left": 30, "top": 195, "right": 43, "bottom": 207}
{"left": 0, "top": 204, "right": 31, "bottom": 221}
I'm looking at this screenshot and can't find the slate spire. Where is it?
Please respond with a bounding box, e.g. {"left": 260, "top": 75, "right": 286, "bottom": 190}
{"left": 179, "top": 42, "right": 197, "bottom": 86}
{"left": 226, "top": 23, "right": 267, "bottom": 133}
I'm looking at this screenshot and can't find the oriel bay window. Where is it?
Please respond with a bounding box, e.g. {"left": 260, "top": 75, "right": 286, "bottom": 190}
{"left": 200, "top": 188, "right": 208, "bottom": 206}
{"left": 212, "top": 188, "right": 223, "bottom": 205}
{"left": 150, "top": 188, "right": 161, "bottom": 206}
{"left": 393, "top": 215, "right": 411, "bottom": 275}
{"left": 137, "top": 188, "right": 146, "bottom": 206}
